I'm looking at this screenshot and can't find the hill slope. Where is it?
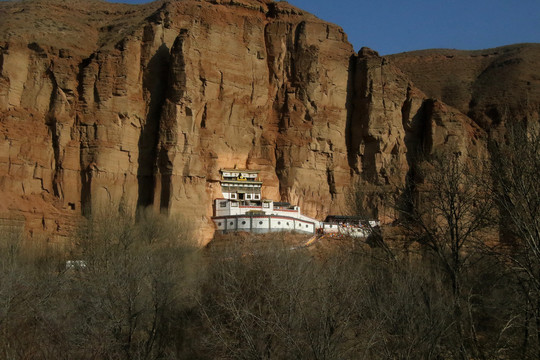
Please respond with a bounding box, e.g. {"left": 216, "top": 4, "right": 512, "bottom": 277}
{"left": 388, "top": 44, "right": 540, "bottom": 131}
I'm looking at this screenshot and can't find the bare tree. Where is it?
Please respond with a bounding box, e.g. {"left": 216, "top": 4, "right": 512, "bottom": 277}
{"left": 66, "top": 207, "right": 199, "bottom": 359}
{"left": 396, "top": 152, "right": 494, "bottom": 359}
{"left": 199, "top": 237, "right": 311, "bottom": 359}
{"left": 0, "top": 226, "right": 68, "bottom": 359}
{"left": 198, "top": 234, "right": 464, "bottom": 360}
{"left": 345, "top": 180, "right": 397, "bottom": 259}
{"left": 490, "top": 122, "right": 540, "bottom": 358}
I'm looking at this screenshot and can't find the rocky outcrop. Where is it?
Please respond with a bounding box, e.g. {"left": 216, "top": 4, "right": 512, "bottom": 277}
{"left": 0, "top": 0, "right": 357, "bottom": 242}
{"left": 388, "top": 44, "right": 540, "bottom": 133}
{"left": 0, "top": 0, "right": 505, "bottom": 244}
{"left": 347, "top": 48, "right": 486, "bottom": 219}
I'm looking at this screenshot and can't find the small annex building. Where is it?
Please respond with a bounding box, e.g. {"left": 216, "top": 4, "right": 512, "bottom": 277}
{"left": 319, "top": 215, "right": 380, "bottom": 238}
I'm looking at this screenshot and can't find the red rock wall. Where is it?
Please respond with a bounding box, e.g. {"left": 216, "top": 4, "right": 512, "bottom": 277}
{"left": 388, "top": 44, "right": 540, "bottom": 132}
{"left": 0, "top": 0, "right": 490, "bottom": 243}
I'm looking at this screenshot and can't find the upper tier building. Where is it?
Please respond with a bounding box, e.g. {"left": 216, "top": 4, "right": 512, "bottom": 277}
{"left": 219, "top": 169, "right": 262, "bottom": 203}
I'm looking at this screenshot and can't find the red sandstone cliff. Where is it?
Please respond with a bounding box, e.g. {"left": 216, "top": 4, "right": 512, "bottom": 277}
{"left": 0, "top": 0, "right": 524, "bottom": 244}
{"left": 388, "top": 44, "right": 540, "bottom": 133}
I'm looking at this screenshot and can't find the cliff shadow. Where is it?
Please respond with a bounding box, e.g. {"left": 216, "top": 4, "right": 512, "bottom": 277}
{"left": 345, "top": 53, "right": 358, "bottom": 175}
{"left": 137, "top": 43, "right": 170, "bottom": 210}
{"left": 77, "top": 55, "right": 96, "bottom": 217}
{"left": 397, "top": 97, "right": 434, "bottom": 216}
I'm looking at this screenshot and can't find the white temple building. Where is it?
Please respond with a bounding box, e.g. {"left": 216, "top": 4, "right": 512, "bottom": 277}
{"left": 212, "top": 169, "right": 380, "bottom": 238}
{"left": 212, "top": 169, "right": 318, "bottom": 234}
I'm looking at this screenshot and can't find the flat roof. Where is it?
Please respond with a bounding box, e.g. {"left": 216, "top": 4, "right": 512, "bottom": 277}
{"left": 273, "top": 202, "right": 291, "bottom": 207}
{"left": 324, "top": 215, "right": 370, "bottom": 222}
{"left": 221, "top": 169, "right": 260, "bottom": 173}
{"left": 221, "top": 180, "right": 263, "bottom": 185}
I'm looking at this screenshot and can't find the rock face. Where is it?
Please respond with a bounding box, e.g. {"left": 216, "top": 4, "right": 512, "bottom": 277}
{"left": 347, "top": 47, "right": 485, "bottom": 219}
{"left": 388, "top": 44, "right": 540, "bottom": 133}
{"left": 0, "top": 0, "right": 524, "bottom": 244}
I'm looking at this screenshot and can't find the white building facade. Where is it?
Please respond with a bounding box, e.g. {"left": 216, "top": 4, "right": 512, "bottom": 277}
{"left": 212, "top": 169, "right": 377, "bottom": 238}
{"left": 212, "top": 169, "right": 318, "bottom": 234}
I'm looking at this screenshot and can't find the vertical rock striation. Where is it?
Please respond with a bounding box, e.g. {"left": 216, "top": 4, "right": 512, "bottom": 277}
{"left": 347, "top": 47, "right": 485, "bottom": 219}
{"left": 388, "top": 44, "right": 540, "bottom": 133}
{"left": 0, "top": 0, "right": 496, "bottom": 243}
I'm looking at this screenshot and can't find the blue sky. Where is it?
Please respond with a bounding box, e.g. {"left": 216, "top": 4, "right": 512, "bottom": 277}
{"left": 116, "top": 0, "right": 539, "bottom": 54}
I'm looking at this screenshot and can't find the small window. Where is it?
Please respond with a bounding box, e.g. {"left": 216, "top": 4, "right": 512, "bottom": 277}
{"left": 306, "top": 225, "right": 308, "bottom": 228}
{"left": 220, "top": 201, "right": 227, "bottom": 208}
{"left": 263, "top": 202, "right": 269, "bottom": 208}
{"left": 231, "top": 202, "right": 238, "bottom": 207}
{"left": 259, "top": 221, "right": 263, "bottom": 225}
{"left": 278, "top": 221, "right": 281, "bottom": 225}
{"left": 230, "top": 222, "right": 234, "bottom": 226}
{"left": 242, "top": 221, "right": 246, "bottom": 225}
{"left": 286, "top": 222, "right": 289, "bottom": 226}
{"left": 217, "top": 222, "right": 222, "bottom": 226}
